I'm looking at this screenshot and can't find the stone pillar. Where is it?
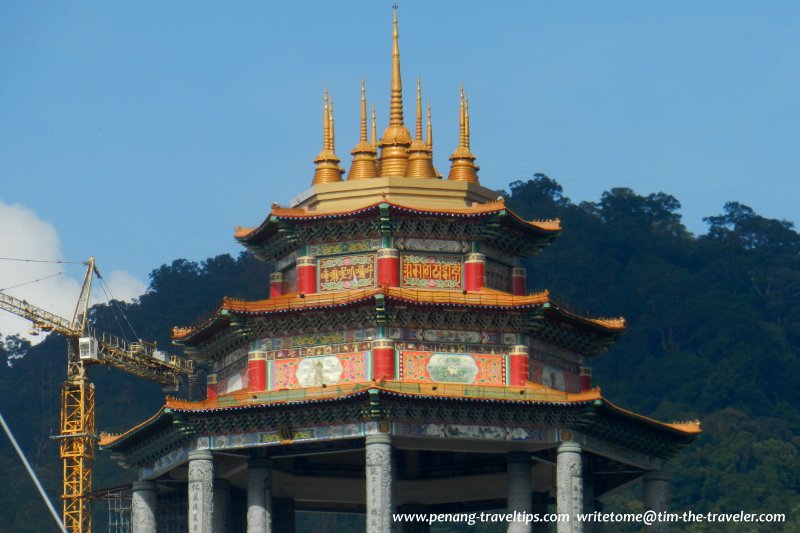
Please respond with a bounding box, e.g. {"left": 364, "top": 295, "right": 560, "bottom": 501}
{"left": 131, "top": 480, "right": 157, "bottom": 533}
{"left": 583, "top": 457, "right": 595, "bottom": 533}
{"left": 366, "top": 433, "right": 393, "bottom": 533}
{"left": 269, "top": 272, "right": 284, "bottom": 298}
{"left": 188, "top": 450, "right": 214, "bottom": 533}
{"left": 212, "top": 479, "right": 230, "bottom": 533}
{"left": 248, "top": 351, "right": 267, "bottom": 392}
{"left": 579, "top": 367, "right": 592, "bottom": 392}
{"left": 372, "top": 339, "right": 396, "bottom": 381}
{"left": 509, "top": 345, "right": 530, "bottom": 387}
{"left": 507, "top": 452, "right": 532, "bottom": 533}
{"left": 531, "top": 493, "right": 550, "bottom": 533}
{"left": 644, "top": 470, "right": 669, "bottom": 533}
{"left": 377, "top": 248, "right": 400, "bottom": 287}
{"left": 296, "top": 256, "right": 317, "bottom": 295}
{"left": 247, "top": 457, "right": 272, "bottom": 533}
{"left": 206, "top": 374, "right": 218, "bottom": 399}
{"left": 273, "top": 498, "right": 295, "bottom": 533}
{"left": 512, "top": 267, "right": 527, "bottom": 296}
{"left": 556, "top": 441, "right": 583, "bottom": 533}
{"left": 464, "top": 253, "right": 486, "bottom": 292}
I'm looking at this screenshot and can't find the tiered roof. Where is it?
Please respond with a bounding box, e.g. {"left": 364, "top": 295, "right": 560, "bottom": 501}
{"left": 100, "top": 382, "right": 700, "bottom": 462}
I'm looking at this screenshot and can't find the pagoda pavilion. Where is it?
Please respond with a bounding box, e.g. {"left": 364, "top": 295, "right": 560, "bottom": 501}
{"left": 101, "top": 7, "right": 700, "bottom": 533}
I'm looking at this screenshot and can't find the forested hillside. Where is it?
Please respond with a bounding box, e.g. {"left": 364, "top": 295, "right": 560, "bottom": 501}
{"left": 1, "top": 176, "right": 799, "bottom": 531}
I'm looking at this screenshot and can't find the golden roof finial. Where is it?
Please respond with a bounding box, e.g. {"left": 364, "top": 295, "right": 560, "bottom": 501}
{"left": 378, "top": 3, "right": 412, "bottom": 177}
{"left": 348, "top": 79, "right": 379, "bottom": 180}
{"left": 390, "top": 3, "right": 403, "bottom": 127}
{"left": 415, "top": 77, "right": 423, "bottom": 142}
{"left": 406, "top": 77, "right": 438, "bottom": 179}
{"left": 447, "top": 83, "right": 479, "bottom": 183}
{"left": 313, "top": 86, "right": 344, "bottom": 185}
{"left": 329, "top": 96, "right": 336, "bottom": 150}
{"left": 371, "top": 104, "right": 377, "bottom": 148}
{"left": 427, "top": 100, "right": 432, "bottom": 150}
{"left": 427, "top": 100, "right": 443, "bottom": 178}
{"left": 360, "top": 77, "right": 368, "bottom": 143}
{"left": 323, "top": 87, "right": 331, "bottom": 151}
{"left": 464, "top": 92, "right": 471, "bottom": 149}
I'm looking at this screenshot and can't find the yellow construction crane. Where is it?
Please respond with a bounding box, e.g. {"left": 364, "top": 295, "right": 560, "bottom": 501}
{"left": 0, "top": 257, "right": 194, "bottom": 533}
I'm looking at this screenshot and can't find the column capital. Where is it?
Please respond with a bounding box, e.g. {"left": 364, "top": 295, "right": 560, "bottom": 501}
{"left": 188, "top": 449, "right": 213, "bottom": 462}
{"left": 248, "top": 457, "right": 273, "bottom": 470}
{"left": 558, "top": 441, "right": 582, "bottom": 454}
{"left": 132, "top": 480, "right": 156, "bottom": 492}
{"left": 377, "top": 248, "right": 399, "bottom": 258}
{"left": 372, "top": 338, "right": 395, "bottom": 350}
{"left": 296, "top": 255, "right": 316, "bottom": 266}
{"left": 644, "top": 469, "right": 668, "bottom": 483}
{"left": 507, "top": 451, "right": 530, "bottom": 464}
{"left": 269, "top": 271, "right": 284, "bottom": 282}
{"left": 366, "top": 433, "right": 392, "bottom": 446}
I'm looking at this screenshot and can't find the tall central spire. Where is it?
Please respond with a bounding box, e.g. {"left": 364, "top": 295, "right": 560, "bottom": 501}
{"left": 378, "top": 3, "right": 412, "bottom": 177}
{"left": 389, "top": 3, "right": 404, "bottom": 127}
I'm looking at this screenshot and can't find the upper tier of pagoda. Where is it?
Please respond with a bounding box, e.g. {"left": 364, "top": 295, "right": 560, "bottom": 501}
{"left": 234, "top": 198, "right": 561, "bottom": 262}
{"left": 295, "top": 4, "right": 485, "bottom": 214}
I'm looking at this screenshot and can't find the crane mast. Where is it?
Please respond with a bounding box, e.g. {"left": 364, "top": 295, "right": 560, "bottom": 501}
{"left": 0, "top": 258, "right": 194, "bottom": 533}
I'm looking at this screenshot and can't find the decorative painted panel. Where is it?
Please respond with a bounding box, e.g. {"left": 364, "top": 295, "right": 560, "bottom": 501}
{"left": 400, "top": 254, "right": 462, "bottom": 289}
{"left": 400, "top": 351, "right": 505, "bottom": 385}
{"left": 318, "top": 254, "right": 376, "bottom": 291}
{"left": 271, "top": 352, "right": 367, "bottom": 389}
{"left": 395, "top": 237, "right": 470, "bottom": 253}
{"left": 308, "top": 239, "right": 381, "bottom": 257}
{"left": 292, "top": 331, "right": 348, "bottom": 347}
{"left": 426, "top": 353, "right": 479, "bottom": 383}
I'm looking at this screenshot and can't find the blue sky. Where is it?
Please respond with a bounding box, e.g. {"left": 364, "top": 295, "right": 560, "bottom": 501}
{"left": 1, "top": 1, "right": 798, "bottom": 336}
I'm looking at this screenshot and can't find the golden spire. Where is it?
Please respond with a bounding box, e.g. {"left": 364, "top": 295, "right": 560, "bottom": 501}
{"left": 371, "top": 104, "right": 377, "bottom": 149}
{"left": 415, "top": 77, "right": 423, "bottom": 141}
{"left": 406, "top": 77, "right": 438, "bottom": 178}
{"left": 428, "top": 101, "right": 442, "bottom": 178}
{"left": 348, "top": 78, "right": 379, "bottom": 180}
{"left": 312, "top": 87, "right": 344, "bottom": 185}
{"left": 447, "top": 83, "right": 480, "bottom": 183}
{"left": 378, "top": 3, "right": 412, "bottom": 177}
{"left": 426, "top": 101, "right": 432, "bottom": 150}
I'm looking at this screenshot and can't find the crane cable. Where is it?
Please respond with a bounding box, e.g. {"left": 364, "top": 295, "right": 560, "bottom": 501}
{"left": 0, "top": 264, "right": 84, "bottom": 292}
{"left": 97, "top": 277, "right": 141, "bottom": 342}
{"left": 0, "top": 257, "right": 85, "bottom": 264}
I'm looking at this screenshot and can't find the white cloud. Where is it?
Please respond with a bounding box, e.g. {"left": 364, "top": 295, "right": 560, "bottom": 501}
{"left": 94, "top": 270, "right": 147, "bottom": 304}
{"left": 0, "top": 200, "right": 146, "bottom": 345}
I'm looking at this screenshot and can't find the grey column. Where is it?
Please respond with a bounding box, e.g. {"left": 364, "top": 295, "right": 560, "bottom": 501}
{"left": 583, "top": 457, "right": 594, "bottom": 533}
{"left": 131, "top": 480, "right": 157, "bottom": 533}
{"left": 247, "top": 457, "right": 272, "bottom": 533}
{"left": 507, "top": 452, "right": 532, "bottom": 533}
{"left": 644, "top": 470, "right": 669, "bottom": 533}
{"left": 188, "top": 450, "right": 214, "bottom": 533}
{"left": 212, "top": 479, "right": 230, "bottom": 533}
{"left": 366, "top": 433, "right": 393, "bottom": 533}
{"left": 556, "top": 441, "right": 583, "bottom": 533}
